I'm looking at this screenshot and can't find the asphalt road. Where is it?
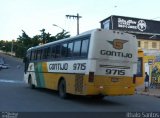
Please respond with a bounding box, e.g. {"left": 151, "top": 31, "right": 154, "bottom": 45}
{"left": 0, "top": 53, "right": 160, "bottom": 118}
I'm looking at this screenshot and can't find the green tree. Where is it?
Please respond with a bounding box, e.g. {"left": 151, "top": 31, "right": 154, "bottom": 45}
{"left": 32, "top": 35, "right": 41, "bottom": 46}
{"left": 55, "top": 30, "right": 70, "bottom": 41}
{"left": 0, "top": 40, "right": 6, "bottom": 51}
{"left": 1, "top": 41, "right": 12, "bottom": 53}
{"left": 14, "top": 42, "right": 26, "bottom": 57}
{"left": 39, "top": 29, "right": 70, "bottom": 43}
{"left": 13, "top": 27, "right": 70, "bottom": 58}
{"left": 40, "top": 29, "right": 48, "bottom": 44}
{"left": 16, "top": 30, "right": 31, "bottom": 57}
{"left": 17, "top": 30, "right": 31, "bottom": 46}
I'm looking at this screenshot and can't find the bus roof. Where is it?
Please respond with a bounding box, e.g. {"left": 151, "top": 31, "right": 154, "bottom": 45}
{"left": 27, "top": 29, "right": 135, "bottom": 51}
{"left": 27, "top": 29, "right": 100, "bottom": 51}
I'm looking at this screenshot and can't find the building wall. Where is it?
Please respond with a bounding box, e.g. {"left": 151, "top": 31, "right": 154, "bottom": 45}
{"left": 136, "top": 50, "right": 156, "bottom": 86}
{"left": 138, "top": 39, "right": 160, "bottom": 50}
{"left": 137, "top": 42, "right": 157, "bottom": 86}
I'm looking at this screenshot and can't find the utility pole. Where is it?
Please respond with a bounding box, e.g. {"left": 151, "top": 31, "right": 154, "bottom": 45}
{"left": 66, "top": 13, "right": 82, "bottom": 35}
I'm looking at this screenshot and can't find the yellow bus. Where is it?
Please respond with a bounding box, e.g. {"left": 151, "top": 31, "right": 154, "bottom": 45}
{"left": 24, "top": 29, "right": 138, "bottom": 98}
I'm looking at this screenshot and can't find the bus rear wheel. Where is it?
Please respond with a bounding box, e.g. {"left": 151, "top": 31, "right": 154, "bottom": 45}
{"left": 58, "top": 79, "right": 67, "bottom": 99}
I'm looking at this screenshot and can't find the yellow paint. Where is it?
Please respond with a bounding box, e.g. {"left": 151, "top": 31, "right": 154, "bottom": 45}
{"left": 83, "top": 76, "right": 135, "bottom": 96}
{"left": 38, "top": 62, "right": 135, "bottom": 96}
{"left": 136, "top": 49, "right": 156, "bottom": 86}
{"left": 42, "top": 71, "right": 135, "bottom": 96}
{"left": 144, "top": 55, "right": 155, "bottom": 63}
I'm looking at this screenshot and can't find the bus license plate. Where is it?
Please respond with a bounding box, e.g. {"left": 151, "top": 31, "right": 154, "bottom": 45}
{"left": 111, "top": 78, "right": 119, "bottom": 82}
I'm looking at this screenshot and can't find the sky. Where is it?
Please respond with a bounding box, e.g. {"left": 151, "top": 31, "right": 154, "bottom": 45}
{"left": 1, "top": 0, "right": 160, "bottom": 41}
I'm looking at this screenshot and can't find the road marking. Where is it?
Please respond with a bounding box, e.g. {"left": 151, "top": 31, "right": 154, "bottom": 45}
{"left": 0, "top": 79, "right": 24, "bottom": 83}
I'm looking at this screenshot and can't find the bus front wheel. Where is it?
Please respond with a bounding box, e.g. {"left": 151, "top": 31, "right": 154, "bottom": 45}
{"left": 58, "top": 79, "right": 67, "bottom": 99}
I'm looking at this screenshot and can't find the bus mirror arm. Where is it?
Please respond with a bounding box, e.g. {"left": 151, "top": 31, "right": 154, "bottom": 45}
{"left": 23, "top": 57, "right": 27, "bottom": 63}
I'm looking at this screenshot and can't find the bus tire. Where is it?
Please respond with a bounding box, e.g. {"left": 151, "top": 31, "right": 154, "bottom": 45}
{"left": 28, "top": 75, "right": 35, "bottom": 89}
{"left": 58, "top": 79, "right": 67, "bottom": 99}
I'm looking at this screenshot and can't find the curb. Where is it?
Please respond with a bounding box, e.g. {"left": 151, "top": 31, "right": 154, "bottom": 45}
{"left": 136, "top": 91, "right": 160, "bottom": 98}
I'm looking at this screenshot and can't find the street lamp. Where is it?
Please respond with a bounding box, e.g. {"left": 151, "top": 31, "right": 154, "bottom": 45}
{"left": 53, "top": 24, "right": 65, "bottom": 32}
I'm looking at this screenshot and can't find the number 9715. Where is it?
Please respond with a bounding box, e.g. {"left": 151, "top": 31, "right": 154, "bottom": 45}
{"left": 106, "top": 69, "right": 125, "bottom": 75}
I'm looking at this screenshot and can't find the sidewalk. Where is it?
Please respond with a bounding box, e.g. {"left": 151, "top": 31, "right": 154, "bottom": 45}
{"left": 135, "top": 85, "right": 160, "bottom": 98}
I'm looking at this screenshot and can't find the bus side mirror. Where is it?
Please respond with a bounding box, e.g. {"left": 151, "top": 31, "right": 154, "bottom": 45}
{"left": 23, "top": 57, "right": 27, "bottom": 63}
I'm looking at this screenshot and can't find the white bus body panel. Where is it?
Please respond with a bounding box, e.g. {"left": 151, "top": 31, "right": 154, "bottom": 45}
{"left": 24, "top": 63, "right": 37, "bottom": 86}
{"left": 88, "top": 30, "right": 137, "bottom": 77}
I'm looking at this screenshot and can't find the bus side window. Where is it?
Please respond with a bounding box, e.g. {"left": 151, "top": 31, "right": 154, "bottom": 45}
{"left": 37, "top": 49, "right": 42, "bottom": 60}
{"left": 61, "top": 43, "right": 68, "bottom": 57}
{"left": 51, "top": 46, "right": 56, "bottom": 58}
{"left": 73, "top": 40, "right": 81, "bottom": 57}
{"left": 30, "top": 51, "right": 32, "bottom": 61}
{"left": 81, "top": 39, "right": 89, "bottom": 57}
{"left": 34, "top": 50, "right": 38, "bottom": 60}
{"left": 43, "top": 47, "right": 50, "bottom": 59}
{"left": 31, "top": 51, "right": 35, "bottom": 61}
{"left": 43, "top": 48, "right": 47, "bottom": 59}
{"left": 55, "top": 45, "right": 61, "bottom": 58}
{"left": 46, "top": 47, "right": 51, "bottom": 59}
{"left": 67, "top": 42, "right": 73, "bottom": 57}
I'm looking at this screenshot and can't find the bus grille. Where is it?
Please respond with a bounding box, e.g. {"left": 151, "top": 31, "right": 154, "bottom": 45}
{"left": 75, "top": 74, "right": 83, "bottom": 93}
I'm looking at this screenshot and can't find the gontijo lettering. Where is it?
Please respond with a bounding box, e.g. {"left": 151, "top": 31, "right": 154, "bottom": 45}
{"left": 100, "top": 50, "right": 132, "bottom": 58}
{"left": 49, "top": 63, "right": 68, "bottom": 70}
